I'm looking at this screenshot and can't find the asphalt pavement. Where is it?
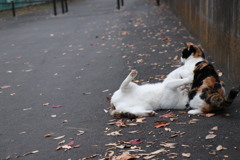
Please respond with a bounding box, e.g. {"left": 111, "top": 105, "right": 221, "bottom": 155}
{"left": 0, "top": 0, "right": 239, "bottom": 160}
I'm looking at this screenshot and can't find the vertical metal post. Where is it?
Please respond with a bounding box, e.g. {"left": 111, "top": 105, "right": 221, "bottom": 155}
{"left": 52, "top": 0, "right": 57, "bottom": 16}
{"left": 117, "top": 0, "right": 120, "bottom": 10}
{"left": 64, "top": 0, "right": 68, "bottom": 12}
{"left": 156, "top": 0, "right": 160, "bottom": 6}
{"left": 11, "top": 1, "right": 16, "bottom": 17}
{"left": 61, "top": 0, "right": 65, "bottom": 14}
{"left": 121, "top": 0, "right": 124, "bottom": 6}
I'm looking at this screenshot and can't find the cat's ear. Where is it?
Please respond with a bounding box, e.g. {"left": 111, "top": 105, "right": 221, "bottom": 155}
{"left": 186, "top": 42, "right": 194, "bottom": 49}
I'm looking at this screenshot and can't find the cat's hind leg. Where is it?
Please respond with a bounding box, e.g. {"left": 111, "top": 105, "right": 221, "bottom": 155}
{"left": 119, "top": 70, "right": 138, "bottom": 89}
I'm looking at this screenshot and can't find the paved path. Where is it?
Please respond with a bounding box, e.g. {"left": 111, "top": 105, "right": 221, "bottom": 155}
{"left": 0, "top": 0, "right": 239, "bottom": 159}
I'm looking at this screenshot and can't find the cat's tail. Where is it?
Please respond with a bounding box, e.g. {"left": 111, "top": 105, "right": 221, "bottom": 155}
{"left": 221, "top": 86, "right": 240, "bottom": 107}
{"left": 109, "top": 103, "right": 138, "bottom": 119}
{"left": 119, "top": 70, "right": 138, "bottom": 90}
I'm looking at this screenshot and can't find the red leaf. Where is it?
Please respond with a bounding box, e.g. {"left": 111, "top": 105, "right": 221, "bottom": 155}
{"left": 137, "top": 54, "right": 151, "bottom": 57}
{"left": 52, "top": 105, "right": 62, "bottom": 108}
{"left": 73, "top": 145, "right": 81, "bottom": 148}
{"left": 1, "top": 85, "right": 11, "bottom": 89}
{"left": 154, "top": 121, "right": 170, "bottom": 128}
{"left": 159, "top": 112, "right": 175, "bottom": 118}
{"left": 114, "top": 118, "right": 127, "bottom": 127}
{"left": 66, "top": 141, "right": 75, "bottom": 146}
{"left": 129, "top": 139, "right": 142, "bottom": 145}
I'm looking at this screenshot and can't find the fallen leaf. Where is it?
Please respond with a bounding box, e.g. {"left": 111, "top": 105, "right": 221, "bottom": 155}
{"left": 79, "top": 154, "right": 100, "bottom": 160}
{"left": 161, "top": 143, "right": 177, "bottom": 148}
{"left": 216, "top": 145, "right": 223, "bottom": 151}
{"left": 129, "top": 139, "right": 142, "bottom": 145}
{"left": 143, "top": 155, "right": 156, "bottom": 159}
{"left": 188, "top": 119, "right": 199, "bottom": 124}
{"left": 0, "top": 85, "right": 11, "bottom": 89}
{"left": 211, "top": 126, "right": 218, "bottom": 131}
{"left": 23, "top": 108, "right": 32, "bottom": 111}
{"left": 83, "top": 92, "right": 91, "bottom": 95}
{"left": 114, "top": 119, "right": 127, "bottom": 127}
{"left": 77, "top": 130, "right": 85, "bottom": 136}
{"left": 73, "top": 145, "right": 81, "bottom": 148}
{"left": 43, "top": 103, "right": 50, "bottom": 106}
{"left": 150, "top": 148, "right": 168, "bottom": 154}
{"left": 182, "top": 153, "right": 191, "bottom": 158}
{"left": 137, "top": 54, "right": 151, "bottom": 57}
{"left": 162, "top": 37, "right": 171, "bottom": 42}
{"left": 107, "top": 130, "right": 122, "bottom": 136}
{"left": 136, "top": 117, "right": 146, "bottom": 123}
{"left": 54, "top": 135, "right": 65, "bottom": 140}
{"left": 202, "top": 113, "right": 215, "bottom": 117}
{"left": 44, "top": 134, "right": 52, "bottom": 138}
{"left": 173, "top": 55, "right": 179, "bottom": 61}
{"left": 128, "top": 130, "right": 142, "bottom": 134}
{"left": 52, "top": 105, "right": 62, "bottom": 108}
{"left": 114, "top": 151, "right": 139, "bottom": 160}
{"left": 159, "top": 112, "right": 175, "bottom": 118}
{"left": 154, "top": 121, "right": 170, "bottom": 128}
{"left": 102, "top": 89, "right": 109, "bottom": 93}
{"left": 66, "top": 141, "right": 75, "bottom": 146}
{"left": 205, "top": 134, "right": 216, "bottom": 139}
{"left": 23, "top": 150, "right": 39, "bottom": 156}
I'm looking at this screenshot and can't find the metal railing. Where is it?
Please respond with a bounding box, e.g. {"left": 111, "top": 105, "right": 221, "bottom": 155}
{"left": 116, "top": 0, "right": 160, "bottom": 10}
{"left": 0, "top": 0, "right": 68, "bottom": 17}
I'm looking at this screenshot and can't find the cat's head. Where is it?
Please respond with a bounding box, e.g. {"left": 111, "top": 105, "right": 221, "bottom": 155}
{"left": 181, "top": 42, "right": 205, "bottom": 64}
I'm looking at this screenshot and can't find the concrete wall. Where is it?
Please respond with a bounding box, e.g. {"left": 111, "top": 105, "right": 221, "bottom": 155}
{"left": 164, "top": 0, "right": 240, "bottom": 84}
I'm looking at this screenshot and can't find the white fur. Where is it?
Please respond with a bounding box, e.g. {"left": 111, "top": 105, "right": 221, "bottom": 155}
{"left": 165, "top": 55, "right": 204, "bottom": 81}
{"left": 111, "top": 70, "right": 192, "bottom": 117}
{"left": 188, "top": 93, "right": 205, "bottom": 114}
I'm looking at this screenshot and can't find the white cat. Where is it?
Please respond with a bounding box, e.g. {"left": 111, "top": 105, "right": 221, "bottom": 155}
{"left": 109, "top": 43, "right": 206, "bottom": 118}
{"left": 109, "top": 69, "right": 192, "bottom": 118}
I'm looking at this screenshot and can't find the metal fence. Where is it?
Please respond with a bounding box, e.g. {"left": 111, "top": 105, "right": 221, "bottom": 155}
{"left": 0, "top": 0, "right": 68, "bottom": 16}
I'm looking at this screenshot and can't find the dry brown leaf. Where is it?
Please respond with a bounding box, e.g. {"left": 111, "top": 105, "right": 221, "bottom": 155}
{"left": 107, "top": 130, "right": 122, "bottom": 136}
{"left": 114, "top": 119, "right": 127, "bottom": 127}
{"left": 23, "top": 150, "right": 39, "bottom": 157}
{"left": 216, "top": 145, "right": 223, "bottom": 151}
{"left": 205, "top": 134, "right": 216, "bottom": 139}
{"left": 211, "top": 126, "right": 218, "bottom": 131}
{"left": 79, "top": 154, "right": 100, "bottom": 160}
{"left": 150, "top": 148, "right": 168, "bottom": 154}
{"left": 188, "top": 119, "right": 199, "bottom": 124}
{"left": 128, "top": 130, "right": 142, "bottom": 134}
{"left": 44, "top": 134, "right": 52, "bottom": 138}
{"left": 202, "top": 113, "right": 215, "bottom": 117}
{"left": 182, "top": 153, "right": 191, "bottom": 158}
{"left": 54, "top": 135, "right": 65, "bottom": 140}
{"left": 154, "top": 121, "right": 170, "bottom": 128}
{"left": 173, "top": 55, "right": 179, "bottom": 61}
{"left": 114, "top": 151, "right": 139, "bottom": 160}
{"left": 161, "top": 143, "right": 177, "bottom": 148}
{"left": 136, "top": 117, "right": 146, "bottom": 123}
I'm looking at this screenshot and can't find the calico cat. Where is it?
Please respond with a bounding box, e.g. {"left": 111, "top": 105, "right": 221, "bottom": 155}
{"left": 109, "top": 42, "right": 205, "bottom": 118}
{"left": 165, "top": 42, "right": 205, "bottom": 81}
{"left": 187, "top": 61, "right": 239, "bottom": 114}
{"left": 109, "top": 70, "right": 192, "bottom": 118}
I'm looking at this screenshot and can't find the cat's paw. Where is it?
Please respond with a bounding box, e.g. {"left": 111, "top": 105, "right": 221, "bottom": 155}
{"left": 188, "top": 109, "right": 202, "bottom": 115}
{"left": 186, "top": 76, "right": 194, "bottom": 83}
{"left": 130, "top": 70, "right": 138, "bottom": 77}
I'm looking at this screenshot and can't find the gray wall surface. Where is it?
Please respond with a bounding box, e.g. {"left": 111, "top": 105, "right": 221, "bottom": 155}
{"left": 164, "top": 0, "right": 240, "bottom": 84}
